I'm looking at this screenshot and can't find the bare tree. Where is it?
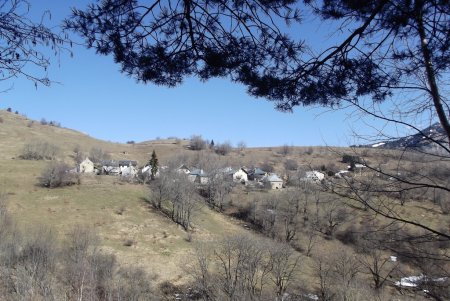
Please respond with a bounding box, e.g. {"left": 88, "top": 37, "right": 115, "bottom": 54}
{"left": 38, "top": 162, "right": 79, "bottom": 188}
{"left": 215, "top": 141, "right": 233, "bottom": 156}
{"left": 61, "top": 225, "right": 99, "bottom": 300}
{"left": 237, "top": 141, "right": 247, "bottom": 152}
{"left": 189, "top": 135, "right": 207, "bottom": 151}
{"left": 73, "top": 145, "right": 84, "bottom": 164}
{"left": 20, "top": 141, "right": 60, "bottom": 160}
{"left": 358, "top": 246, "right": 398, "bottom": 290}
{"left": 212, "top": 235, "right": 273, "bottom": 301}
{"left": 89, "top": 147, "right": 110, "bottom": 163}
{"left": 14, "top": 226, "right": 57, "bottom": 300}
{"left": 280, "top": 144, "right": 291, "bottom": 156}
{"left": 316, "top": 198, "right": 349, "bottom": 238}
{"left": 267, "top": 241, "right": 301, "bottom": 298}
{"left": 149, "top": 170, "right": 172, "bottom": 210}
{"left": 277, "top": 190, "right": 301, "bottom": 243}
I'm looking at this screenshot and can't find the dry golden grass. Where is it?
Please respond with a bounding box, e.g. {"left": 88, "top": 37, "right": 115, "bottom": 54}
{"left": 0, "top": 109, "right": 448, "bottom": 296}
{"left": 0, "top": 110, "right": 250, "bottom": 283}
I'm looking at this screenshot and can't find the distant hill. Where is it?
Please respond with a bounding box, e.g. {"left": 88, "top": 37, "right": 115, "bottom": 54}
{"left": 355, "top": 122, "right": 448, "bottom": 151}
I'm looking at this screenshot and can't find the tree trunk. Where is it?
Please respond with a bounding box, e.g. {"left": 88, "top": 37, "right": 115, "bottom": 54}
{"left": 415, "top": 0, "right": 450, "bottom": 147}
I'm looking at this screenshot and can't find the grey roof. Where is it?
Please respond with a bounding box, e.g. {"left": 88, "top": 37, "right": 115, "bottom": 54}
{"left": 254, "top": 168, "right": 266, "bottom": 175}
{"left": 190, "top": 169, "right": 208, "bottom": 177}
{"left": 101, "top": 160, "right": 118, "bottom": 167}
{"left": 119, "top": 160, "right": 138, "bottom": 167}
{"left": 266, "top": 174, "right": 282, "bottom": 182}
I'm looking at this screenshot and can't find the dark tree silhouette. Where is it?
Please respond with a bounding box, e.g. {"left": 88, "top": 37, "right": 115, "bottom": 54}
{"left": 64, "top": 0, "right": 301, "bottom": 87}
{"left": 149, "top": 149, "right": 159, "bottom": 180}
{"left": 66, "top": 0, "right": 450, "bottom": 257}
{"left": 0, "top": 0, "right": 69, "bottom": 87}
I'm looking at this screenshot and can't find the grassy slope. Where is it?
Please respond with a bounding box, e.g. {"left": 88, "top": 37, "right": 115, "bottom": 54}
{"left": 0, "top": 110, "right": 246, "bottom": 284}
{"left": 1, "top": 110, "right": 448, "bottom": 294}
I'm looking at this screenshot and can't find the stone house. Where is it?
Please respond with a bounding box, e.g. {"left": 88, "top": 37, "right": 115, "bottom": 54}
{"left": 79, "top": 158, "right": 94, "bottom": 173}
{"left": 263, "top": 173, "right": 283, "bottom": 189}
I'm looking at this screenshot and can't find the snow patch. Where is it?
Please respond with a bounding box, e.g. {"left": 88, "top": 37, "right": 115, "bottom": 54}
{"left": 395, "top": 275, "right": 423, "bottom": 287}
{"left": 372, "top": 142, "right": 385, "bottom": 148}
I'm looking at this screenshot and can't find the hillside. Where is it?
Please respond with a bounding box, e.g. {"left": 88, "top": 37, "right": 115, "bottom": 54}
{"left": 355, "top": 122, "right": 448, "bottom": 152}
{"left": 0, "top": 110, "right": 249, "bottom": 283}
{"left": 0, "top": 109, "right": 448, "bottom": 300}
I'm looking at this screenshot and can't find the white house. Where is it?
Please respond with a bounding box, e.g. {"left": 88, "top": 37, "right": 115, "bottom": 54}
{"left": 305, "top": 171, "right": 325, "bottom": 182}
{"left": 232, "top": 168, "right": 248, "bottom": 183}
{"left": 79, "top": 158, "right": 94, "bottom": 173}
{"left": 121, "top": 166, "right": 138, "bottom": 177}
{"left": 263, "top": 173, "right": 283, "bottom": 189}
{"left": 177, "top": 164, "right": 191, "bottom": 174}
{"left": 188, "top": 169, "right": 209, "bottom": 184}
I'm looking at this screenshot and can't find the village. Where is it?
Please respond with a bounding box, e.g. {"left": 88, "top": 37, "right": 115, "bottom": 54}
{"left": 76, "top": 156, "right": 338, "bottom": 189}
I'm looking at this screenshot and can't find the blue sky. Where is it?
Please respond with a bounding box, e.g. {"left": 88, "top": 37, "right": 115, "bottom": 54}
{"left": 0, "top": 1, "right": 377, "bottom": 147}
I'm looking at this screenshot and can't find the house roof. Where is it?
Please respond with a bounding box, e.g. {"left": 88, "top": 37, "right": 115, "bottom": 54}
{"left": 178, "top": 164, "right": 190, "bottom": 170}
{"left": 119, "top": 160, "right": 138, "bottom": 167}
{"left": 265, "top": 174, "right": 283, "bottom": 182}
{"left": 101, "top": 160, "right": 118, "bottom": 167}
{"left": 81, "top": 158, "right": 93, "bottom": 164}
{"left": 253, "top": 168, "right": 266, "bottom": 175}
{"left": 190, "top": 169, "right": 208, "bottom": 177}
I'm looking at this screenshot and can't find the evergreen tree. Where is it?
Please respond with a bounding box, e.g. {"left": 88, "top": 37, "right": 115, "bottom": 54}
{"left": 210, "top": 139, "right": 215, "bottom": 149}
{"left": 149, "top": 150, "right": 158, "bottom": 180}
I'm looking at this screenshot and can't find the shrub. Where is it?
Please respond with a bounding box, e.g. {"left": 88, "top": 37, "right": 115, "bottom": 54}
{"left": 260, "top": 162, "right": 274, "bottom": 173}
{"left": 123, "top": 239, "right": 134, "bottom": 247}
{"left": 89, "top": 147, "right": 110, "bottom": 163}
{"left": 284, "top": 159, "right": 298, "bottom": 171}
{"left": 14, "top": 110, "right": 18, "bottom": 114}
{"left": 342, "top": 154, "right": 362, "bottom": 164}
{"left": 215, "top": 142, "right": 232, "bottom": 155}
{"left": 6, "top": 107, "right": 12, "bottom": 112}
{"left": 336, "top": 226, "right": 359, "bottom": 245}
{"left": 126, "top": 140, "right": 135, "bottom": 144}
{"left": 26, "top": 120, "right": 33, "bottom": 127}
{"left": 20, "top": 141, "right": 60, "bottom": 160}
{"left": 305, "top": 146, "right": 314, "bottom": 155}
{"left": 38, "top": 162, "right": 78, "bottom": 188}
{"left": 49, "top": 120, "right": 61, "bottom": 127}
{"left": 40, "top": 118, "right": 48, "bottom": 125}
{"left": 189, "top": 135, "right": 207, "bottom": 150}
{"left": 280, "top": 144, "right": 291, "bottom": 155}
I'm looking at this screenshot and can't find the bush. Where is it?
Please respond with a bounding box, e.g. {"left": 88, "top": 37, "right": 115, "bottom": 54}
{"left": 336, "top": 226, "right": 359, "bottom": 245}
{"left": 20, "top": 141, "right": 60, "bottom": 160}
{"left": 123, "top": 239, "right": 134, "bottom": 247}
{"left": 284, "top": 159, "right": 298, "bottom": 171}
{"left": 215, "top": 142, "right": 232, "bottom": 155}
{"left": 189, "top": 135, "right": 207, "bottom": 150}
{"left": 40, "top": 118, "right": 48, "bottom": 125}
{"left": 342, "top": 154, "right": 362, "bottom": 164}
{"left": 49, "top": 120, "right": 61, "bottom": 127}
{"left": 279, "top": 144, "right": 291, "bottom": 155}
{"left": 260, "top": 162, "right": 274, "bottom": 172}
{"left": 89, "top": 147, "right": 110, "bottom": 163}
{"left": 126, "top": 140, "right": 135, "bottom": 144}
{"left": 38, "top": 162, "right": 79, "bottom": 188}
{"left": 6, "top": 107, "right": 11, "bottom": 112}
{"left": 305, "top": 146, "right": 314, "bottom": 155}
